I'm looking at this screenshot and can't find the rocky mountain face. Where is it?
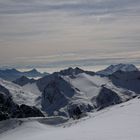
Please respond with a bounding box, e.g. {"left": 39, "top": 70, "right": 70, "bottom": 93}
{"left": 95, "top": 86, "right": 122, "bottom": 109}
{"left": 109, "top": 70, "right": 140, "bottom": 94}
{"left": 13, "top": 76, "right": 35, "bottom": 86}
{"left": 0, "top": 84, "right": 44, "bottom": 121}
{"left": 36, "top": 66, "right": 137, "bottom": 119}
{"left": 37, "top": 67, "right": 94, "bottom": 92}
{"left": 96, "top": 64, "right": 140, "bottom": 94}
{"left": 58, "top": 67, "right": 95, "bottom": 76}
{"left": 36, "top": 68, "right": 96, "bottom": 118}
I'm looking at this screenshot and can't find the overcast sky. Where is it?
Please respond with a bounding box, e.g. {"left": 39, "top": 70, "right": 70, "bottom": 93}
{"left": 0, "top": 0, "right": 140, "bottom": 67}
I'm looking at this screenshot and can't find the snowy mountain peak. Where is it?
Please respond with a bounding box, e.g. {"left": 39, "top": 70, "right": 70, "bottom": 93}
{"left": 30, "top": 68, "right": 38, "bottom": 72}
{"left": 24, "top": 68, "right": 40, "bottom": 75}
{"left": 58, "top": 67, "right": 85, "bottom": 76}
{"left": 97, "top": 63, "right": 139, "bottom": 76}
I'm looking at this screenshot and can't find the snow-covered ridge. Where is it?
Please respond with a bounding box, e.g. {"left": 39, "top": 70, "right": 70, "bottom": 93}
{"left": 39, "top": 71, "right": 136, "bottom": 118}
{"left": 0, "top": 64, "right": 140, "bottom": 121}
{"left": 0, "top": 78, "right": 40, "bottom": 107}
{"left": 97, "top": 63, "right": 139, "bottom": 76}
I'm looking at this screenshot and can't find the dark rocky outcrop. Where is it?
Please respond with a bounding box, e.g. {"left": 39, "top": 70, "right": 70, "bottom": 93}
{"left": 58, "top": 67, "right": 95, "bottom": 76}
{"left": 0, "top": 86, "right": 18, "bottom": 121}
{"left": 96, "top": 87, "right": 121, "bottom": 109}
{"left": 109, "top": 71, "right": 140, "bottom": 94}
{"left": 67, "top": 102, "right": 93, "bottom": 119}
{"left": 0, "top": 84, "right": 44, "bottom": 121}
{"left": 0, "top": 84, "right": 11, "bottom": 97}
{"left": 13, "top": 76, "right": 35, "bottom": 86}
{"left": 41, "top": 79, "right": 74, "bottom": 116}
{"left": 19, "top": 104, "right": 44, "bottom": 118}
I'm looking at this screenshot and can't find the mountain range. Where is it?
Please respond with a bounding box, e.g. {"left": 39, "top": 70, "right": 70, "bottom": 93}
{"left": 0, "top": 68, "right": 48, "bottom": 81}
{"left": 0, "top": 63, "right": 140, "bottom": 121}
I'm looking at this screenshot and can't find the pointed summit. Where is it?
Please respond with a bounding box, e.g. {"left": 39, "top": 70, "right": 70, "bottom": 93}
{"left": 97, "top": 63, "right": 139, "bottom": 76}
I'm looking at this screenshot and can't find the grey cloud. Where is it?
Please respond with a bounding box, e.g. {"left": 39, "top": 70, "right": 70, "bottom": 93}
{"left": 0, "top": 0, "right": 140, "bottom": 16}
{"left": 0, "top": 0, "right": 140, "bottom": 66}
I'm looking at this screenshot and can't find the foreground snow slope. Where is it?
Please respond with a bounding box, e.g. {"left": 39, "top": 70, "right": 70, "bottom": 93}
{"left": 1, "top": 97, "right": 140, "bottom": 140}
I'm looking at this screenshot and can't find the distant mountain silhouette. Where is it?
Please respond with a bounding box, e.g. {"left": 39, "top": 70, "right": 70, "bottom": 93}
{"left": 0, "top": 68, "right": 49, "bottom": 81}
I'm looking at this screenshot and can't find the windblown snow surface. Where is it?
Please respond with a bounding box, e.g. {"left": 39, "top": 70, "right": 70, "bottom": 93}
{"left": 62, "top": 73, "right": 135, "bottom": 103}
{"left": 0, "top": 97, "right": 140, "bottom": 140}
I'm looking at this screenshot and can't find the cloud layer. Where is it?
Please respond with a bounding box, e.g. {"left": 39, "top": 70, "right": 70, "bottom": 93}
{"left": 0, "top": 0, "right": 140, "bottom": 66}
